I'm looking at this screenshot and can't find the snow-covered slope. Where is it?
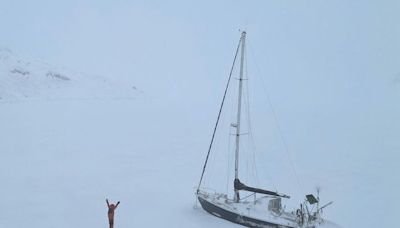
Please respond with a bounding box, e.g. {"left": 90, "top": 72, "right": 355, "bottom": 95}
{"left": 0, "top": 49, "right": 343, "bottom": 228}
{"left": 2, "top": 48, "right": 397, "bottom": 228}
{"left": 0, "top": 48, "right": 137, "bottom": 101}
{"left": 0, "top": 97, "right": 344, "bottom": 228}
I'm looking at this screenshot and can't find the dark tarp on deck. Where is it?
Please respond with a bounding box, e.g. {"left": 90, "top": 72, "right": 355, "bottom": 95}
{"left": 234, "top": 178, "right": 290, "bottom": 198}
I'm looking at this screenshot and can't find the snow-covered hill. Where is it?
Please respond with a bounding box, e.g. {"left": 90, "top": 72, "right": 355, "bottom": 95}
{"left": 0, "top": 48, "right": 138, "bottom": 101}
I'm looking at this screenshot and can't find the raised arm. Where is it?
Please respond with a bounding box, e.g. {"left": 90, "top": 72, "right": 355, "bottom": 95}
{"left": 106, "top": 199, "right": 110, "bottom": 207}
{"left": 115, "top": 201, "right": 120, "bottom": 208}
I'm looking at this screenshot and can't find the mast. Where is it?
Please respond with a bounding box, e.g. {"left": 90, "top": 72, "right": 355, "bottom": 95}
{"left": 234, "top": 31, "right": 246, "bottom": 202}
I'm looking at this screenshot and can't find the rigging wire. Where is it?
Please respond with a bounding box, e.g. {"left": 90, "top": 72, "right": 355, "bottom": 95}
{"left": 243, "top": 45, "right": 261, "bottom": 187}
{"left": 242, "top": 50, "right": 251, "bottom": 185}
{"left": 245, "top": 80, "right": 278, "bottom": 190}
{"left": 244, "top": 84, "right": 258, "bottom": 184}
{"left": 226, "top": 124, "right": 232, "bottom": 194}
{"left": 226, "top": 67, "right": 239, "bottom": 195}
{"left": 197, "top": 37, "right": 242, "bottom": 193}
{"left": 247, "top": 43, "right": 304, "bottom": 192}
{"left": 243, "top": 48, "right": 250, "bottom": 184}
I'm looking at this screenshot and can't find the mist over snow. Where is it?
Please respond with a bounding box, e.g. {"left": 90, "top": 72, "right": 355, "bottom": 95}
{"left": 0, "top": 1, "right": 399, "bottom": 228}
{"left": 0, "top": 48, "right": 138, "bottom": 102}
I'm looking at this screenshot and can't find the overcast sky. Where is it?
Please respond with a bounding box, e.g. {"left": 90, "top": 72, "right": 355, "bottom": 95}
{"left": 1, "top": 0, "right": 398, "bottom": 91}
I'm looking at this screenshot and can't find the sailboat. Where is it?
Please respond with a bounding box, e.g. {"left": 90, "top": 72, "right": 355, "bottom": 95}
{"left": 196, "top": 31, "right": 334, "bottom": 228}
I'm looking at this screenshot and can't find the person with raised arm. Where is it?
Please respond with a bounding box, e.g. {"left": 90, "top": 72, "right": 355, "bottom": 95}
{"left": 106, "top": 199, "right": 120, "bottom": 228}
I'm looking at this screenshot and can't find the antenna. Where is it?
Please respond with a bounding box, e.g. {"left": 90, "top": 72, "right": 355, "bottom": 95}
{"left": 316, "top": 186, "right": 321, "bottom": 212}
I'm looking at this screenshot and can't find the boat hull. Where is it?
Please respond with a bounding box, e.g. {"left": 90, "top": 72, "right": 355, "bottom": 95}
{"left": 198, "top": 196, "right": 295, "bottom": 228}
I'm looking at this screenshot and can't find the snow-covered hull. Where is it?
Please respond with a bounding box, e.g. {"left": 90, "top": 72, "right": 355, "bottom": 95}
{"left": 198, "top": 196, "right": 293, "bottom": 228}
{"left": 197, "top": 193, "right": 297, "bottom": 228}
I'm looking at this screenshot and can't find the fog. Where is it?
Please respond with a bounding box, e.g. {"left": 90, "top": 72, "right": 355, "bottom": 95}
{"left": 0, "top": 1, "right": 399, "bottom": 227}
